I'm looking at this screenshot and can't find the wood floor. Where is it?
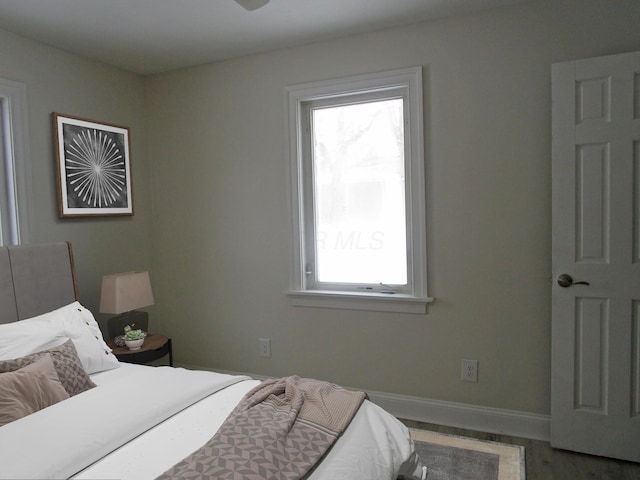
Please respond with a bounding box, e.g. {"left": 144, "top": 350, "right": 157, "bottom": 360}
{"left": 400, "top": 419, "right": 640, "bottom": 480}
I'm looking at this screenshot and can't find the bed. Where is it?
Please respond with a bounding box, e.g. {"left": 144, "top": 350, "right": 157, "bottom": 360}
{"left": 0, "top": 242, "right": 425, "bottom": 480}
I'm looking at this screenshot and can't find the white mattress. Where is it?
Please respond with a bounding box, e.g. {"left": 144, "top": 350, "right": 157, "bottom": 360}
{"left": 2, "top": 363, "right": 423, "bottom": 479}
{"left": 75, "top": 364, "right": 262, "bottom": 479}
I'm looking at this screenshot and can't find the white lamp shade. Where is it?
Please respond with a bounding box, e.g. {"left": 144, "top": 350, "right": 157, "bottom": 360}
{"left": 99, "top": 271, "right": 154, "bottom": 314}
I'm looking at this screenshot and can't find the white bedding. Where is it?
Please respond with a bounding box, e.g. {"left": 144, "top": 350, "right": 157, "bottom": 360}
{"left": 0, "top": 363, "right": 423, "bottom": 480}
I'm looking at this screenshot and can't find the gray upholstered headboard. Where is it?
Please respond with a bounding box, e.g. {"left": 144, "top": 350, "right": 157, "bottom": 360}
{"left": 0, "top": 242, "right": 78, "bottom": 324}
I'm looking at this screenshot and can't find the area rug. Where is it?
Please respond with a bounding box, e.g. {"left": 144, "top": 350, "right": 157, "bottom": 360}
{"left": 410, "top": 428, "right": 525, "bottom": 480}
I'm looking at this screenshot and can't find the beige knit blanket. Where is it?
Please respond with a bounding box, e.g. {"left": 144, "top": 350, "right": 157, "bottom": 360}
{"left": 157, "top": 376, "right": 367, "bottom": 480}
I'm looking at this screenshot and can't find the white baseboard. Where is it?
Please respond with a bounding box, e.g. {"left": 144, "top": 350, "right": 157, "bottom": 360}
{"left": 178, "top": 363, "right": 550, "bottom": 442}
{"left": 366, "top": 389, "right": 550, "bottom": 442}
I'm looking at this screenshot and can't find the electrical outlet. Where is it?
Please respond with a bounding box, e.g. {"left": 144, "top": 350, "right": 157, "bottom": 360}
{"left": 461, "top": 359, "right": 478, "bottom": 382}
{"left": 259, "top": 338, "right": 271, "bottom": 358}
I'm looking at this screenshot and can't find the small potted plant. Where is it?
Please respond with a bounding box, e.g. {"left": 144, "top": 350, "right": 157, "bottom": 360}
{"left": 123, "top": 324, "right": 146, "bottom": 350}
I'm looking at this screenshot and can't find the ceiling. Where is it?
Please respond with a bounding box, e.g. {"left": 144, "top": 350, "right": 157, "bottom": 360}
{"left": 0, "top": 0, "right": 532, "bottom": 75}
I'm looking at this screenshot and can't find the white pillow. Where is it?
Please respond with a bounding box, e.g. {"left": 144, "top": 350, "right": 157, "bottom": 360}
{"left": 0, "top": 302, "right": 120, "bottom": 374}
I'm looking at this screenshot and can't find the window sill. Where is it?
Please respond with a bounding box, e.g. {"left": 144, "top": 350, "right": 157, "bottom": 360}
{"left": 287, "top": 290, "right": 433, "bottom": 314}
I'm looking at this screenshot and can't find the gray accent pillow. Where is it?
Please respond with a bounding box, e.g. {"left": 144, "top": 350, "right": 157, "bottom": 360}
{"left": 0, "top": 339, "right": 96, "bottom": 397}
{"left": 0, "top": 353, "right": 70, "bottom": 427}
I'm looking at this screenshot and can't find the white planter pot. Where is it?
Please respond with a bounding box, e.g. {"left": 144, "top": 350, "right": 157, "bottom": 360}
{"left": 124, "top": 338, "right": 144, "bottom": 350}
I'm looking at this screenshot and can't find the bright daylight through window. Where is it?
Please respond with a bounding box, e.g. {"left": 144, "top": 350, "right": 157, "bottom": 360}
{"left": 286, "top": 67, "right": 430, "bottom": 313}
{"left": 312, "top": 98, "right": 406, "bottom": 285}
{"left": 0, "top": 78, "right": 30, "bottom": 246}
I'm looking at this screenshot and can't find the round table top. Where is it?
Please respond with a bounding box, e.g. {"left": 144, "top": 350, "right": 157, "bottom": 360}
{"left": 106, "top": 333, "right": 169, "bottom": 355}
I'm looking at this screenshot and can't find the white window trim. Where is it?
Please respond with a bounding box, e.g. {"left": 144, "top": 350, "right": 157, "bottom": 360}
{"left": 0, "top": 77, "right": 31, "bottom": 245}
{"left": 285, "top": 67, "right": 432, "bottom": 314}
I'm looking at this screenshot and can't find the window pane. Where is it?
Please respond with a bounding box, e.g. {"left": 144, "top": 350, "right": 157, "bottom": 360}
{"left": 0, "top": 79, "right": 30, "bottom": 246}
{"left": 311, "top": 98, "right": 407, "bottom": 284}
{"left": 0, "top": 98, "right": 8, "bottom": 245}
{"left": 0, "top": 96, "right": 20, "bottom": 246}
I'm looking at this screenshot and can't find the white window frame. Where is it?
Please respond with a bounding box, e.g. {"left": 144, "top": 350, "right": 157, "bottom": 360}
{"left": 285, "top": 67, "right": 432, "bottom": 314}
{"left": 0, "top": 78, "right": 31, "bottom": 246}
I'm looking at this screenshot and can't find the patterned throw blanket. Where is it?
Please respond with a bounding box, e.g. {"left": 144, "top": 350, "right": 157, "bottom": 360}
{"left": 157, "top": 376, "right": 367, "bottom": 480}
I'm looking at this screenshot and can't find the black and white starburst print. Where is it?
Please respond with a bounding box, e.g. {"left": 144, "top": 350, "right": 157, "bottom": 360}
{"left": 64, "top": 127, "right": 127, "bottom": 208}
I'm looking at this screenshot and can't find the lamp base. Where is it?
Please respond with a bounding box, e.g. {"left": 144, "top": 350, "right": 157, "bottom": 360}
{"left": 106, "top": 310, "right": 149, "bottom": 339}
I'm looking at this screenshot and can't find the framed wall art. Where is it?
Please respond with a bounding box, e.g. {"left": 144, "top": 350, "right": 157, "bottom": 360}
{"left": 53, "top": 113, "right": 133, "bottom": 217}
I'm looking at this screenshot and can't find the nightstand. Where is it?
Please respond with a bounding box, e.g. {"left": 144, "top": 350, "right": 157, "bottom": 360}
{"left": 107, "top": 334, "right": 173, "bottom": 366}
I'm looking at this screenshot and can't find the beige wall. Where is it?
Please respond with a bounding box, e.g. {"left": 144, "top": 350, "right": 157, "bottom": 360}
{"left": 146, "top": 0, "right": 640, "bottom": 416}
{"left": 0, "top": 29, "right": 154, "bottom": 321}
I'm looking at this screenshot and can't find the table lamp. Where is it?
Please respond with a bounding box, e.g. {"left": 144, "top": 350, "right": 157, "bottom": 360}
{"left": 100, "top": 271, "right": 154, "bottom": 338}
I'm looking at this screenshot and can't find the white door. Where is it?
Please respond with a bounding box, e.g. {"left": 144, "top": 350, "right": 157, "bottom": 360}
{"left": 551, "top": 50, "right": 640, "bottom": 462}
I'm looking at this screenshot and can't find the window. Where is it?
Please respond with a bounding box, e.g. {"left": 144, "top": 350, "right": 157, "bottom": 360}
{"left": 286, "top": 67, "right": 431, "bottom": 313}
{"left": 0, "top": 78, "right": 31, "bottom": 246}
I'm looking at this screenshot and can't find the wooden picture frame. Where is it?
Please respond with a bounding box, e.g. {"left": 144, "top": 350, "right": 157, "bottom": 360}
{"left": 53, "top": 113, "right": 133, "bottom": 217}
